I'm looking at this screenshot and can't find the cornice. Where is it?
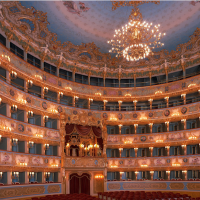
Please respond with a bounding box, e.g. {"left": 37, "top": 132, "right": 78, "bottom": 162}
{"left": 1, "top": 46, "right": 200, "bottom": 101}
{"left": 0, "top": 1, "right": 200, "bottom": 78}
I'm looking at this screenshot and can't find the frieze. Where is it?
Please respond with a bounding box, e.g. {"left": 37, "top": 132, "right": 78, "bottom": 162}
{"left": 0, "top": 2, "right": 200, "bottom": 78}
{"left": 108, "top": 183, "right": 121, "bottom": 190}
{"left": 187, "top": 183, "right": 200, "bottom": 190}
{"left": 107, "top": 128, "right": 200, "bottom": 147}
{"left": 122, "top": 182, "right": 167, "bottom": 190}
{"left": 107, "top": 155, "right": 200, "bottom": 170}
{"left": 47, "top": 185, "right": 61, "bottom": 193}
{"left": 169, "top": 183, "right": 185, "bottom": 190}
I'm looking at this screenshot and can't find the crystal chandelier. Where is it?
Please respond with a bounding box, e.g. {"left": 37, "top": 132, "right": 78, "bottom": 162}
{"left": 108, "top": 4, "right": 166, "bottom": 61}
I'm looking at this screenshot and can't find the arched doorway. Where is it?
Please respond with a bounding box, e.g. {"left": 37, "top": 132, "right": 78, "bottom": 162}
{"left": 70, "top": 173, "right": 90, "bottom": 195}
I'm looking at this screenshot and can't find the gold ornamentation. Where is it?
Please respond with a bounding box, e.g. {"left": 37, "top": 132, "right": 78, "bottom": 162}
{"left": 108, "top": 183, "right": 121, "bottom": 190}
{"left": 169, "top": 183, "right": 185, "bottom": 190}
{"left": 187, "top": 183, "right": 200, "bottom": 190}
{"left": 123, "top": 182, "right": 167, "bottom": 190}
{"left": 47, "top": 185, "right": 60, "bottom": 193}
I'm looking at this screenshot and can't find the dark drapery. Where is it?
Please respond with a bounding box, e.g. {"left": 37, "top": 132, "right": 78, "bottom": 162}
{"left": 92, "top": 126, "right": 102, "bottom": 138}
{"left": 65, "top": 124, "right": 102, "bottom": 137}
{"left": 97, "top": 137, "right": 103, "bottom": 151}
{"left": 70, "top": 173, "right": 90, "bottom": 195}
{"left": 76, "top": 125, "right": 91, "bottom": 136}
{"left": 65, "top": 124, "right": 74, "bottom": 135}
{"left": 70, "top": 173, "right": 80, "bottom": 194}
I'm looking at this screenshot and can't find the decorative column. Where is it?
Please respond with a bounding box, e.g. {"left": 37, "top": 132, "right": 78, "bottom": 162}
{"left": 148, "top": 99, "right": 153, "bottom": 110}
{"left": 133, "top": 100, "right": 137, "bottom": 111}
{"left": 135, "top": 171, "right": 138, "bottom": 180}
{"left": 164, "top": 60, "right": 168, "bottom": 83}
{"left": 72, "top": 68, "right": 76, "bottom": 82}
{"left": 120, "top": 172, "right": 123, "bottom": 181}
{"left": 103, "top": 64, "right": 107, "bottom": 87}
{"left": 181, "top": 94, "right": 186, "bottom": 104}
{"left": 103, "top": 100, "right": 107, "bottom": 111}
{"left": 6, "top": 104, "right": 11, "bottom": 118}
{"left": 134, "top": 124, "right": 138, "bottom": 134}
{"left": 118, "top": 101, "right": 122, "bottom": 111}
{"left": 167, "top": 171, "right": 170, "bottom": 180}
{"left": 150, "top": 171, "right": 154, "bottom": 180}
{"left": 181, "top": 119, "right": 186, "bottom": 130}
{"left": 165, "top": 121, "right": 169, "bottom": 132}
{"left": 181, "top": 145, "right": 187, "bottom": 155}
{"left": 118, "top": 125, "right": 122, "bottom": 134}
{"left": 5, "top": 33, "right": 13, "bottom": 49}
{"left": 119, "top": 148, "right": 123, "bottom": 157}
{"left": 134, "top": 148, "right": 138, "bottom": 158}
{"left": 165, "top": 146, "right": 170, "bottom": 156}
{"left": 7, "top": 138, "right": 11, "bottom": 151}
{"left": 164, "top": 97, "right": 169, "bottom": 108}
{"left": 149, "top": 147, "right": 153, "bottom": 157}
{"left": 23, "top": 45, "right": 29, "bottom": 62}
{"left": 7, "top": 172, "right": 11, "bottom": 185}
{"left": 102, "top": 125, "right": 107, "bottom": 157}
{"left": 6, "top": 70, "right": 10, "bottom": 84}
{"left": 149, "top": 123, "right": 153, "bottom": 133}
{"left": 183, "top": 170, "right": 187, "bottom": 180}
{"left": 88, "top": 98, "right": 93, "bottom": 109}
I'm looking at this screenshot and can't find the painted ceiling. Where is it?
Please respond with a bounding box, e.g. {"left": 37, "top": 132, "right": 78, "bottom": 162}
{"left": 20, "top": 1, "right": 200, "bottom": 54}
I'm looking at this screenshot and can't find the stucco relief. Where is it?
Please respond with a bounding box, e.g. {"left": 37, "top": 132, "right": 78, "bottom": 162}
{"left": 123, "top": 182, "right": 167, "bottom": 190}
{"left": 169, "top": 183, "right": 185, "bottom": 190}
{"left": 187, "top": 183, "right": 200, "bottom": 190}
{"left": 108, "top": 183, "right": 121, "bottom": 190}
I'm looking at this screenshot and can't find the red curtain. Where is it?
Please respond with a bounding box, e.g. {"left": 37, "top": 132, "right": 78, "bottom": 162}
{"left": 76, "top": 125, "right": 91, "bottom": 136}
{"left": 65, "top": 124, "right": 74, "bottom": 135}
{"left": 70, "top": 173, "right": 90, "bottom": 195}
{"left": 70, "top": 173, "right": 80, "bottom": 194}
{"left": 97, "top": 137, "right": 103, "bottom": 151}
{"left": 92, "top": 126, "right": 102, "bottom": 138}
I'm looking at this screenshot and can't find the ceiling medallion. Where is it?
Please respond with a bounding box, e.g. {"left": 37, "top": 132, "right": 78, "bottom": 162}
{"left": 108, "top": 1, "right": 166, "bottom": 62}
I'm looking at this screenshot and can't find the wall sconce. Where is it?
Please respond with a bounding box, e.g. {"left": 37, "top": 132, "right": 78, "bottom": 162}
{"left": 119, "top": 148, "right": 123, "bottom": 152}
{"left": 134, "top": 148, "right": 138, "bottom": 150}
{"left": 150, "top": 171, "right": 154, "bottom": 174}
{"left": 166, "top": 171, "right": 170, "bottom": 174}
{"left": 0, "top": 135, "right": 2, "bottom": 142}
{"left": 44, "top": 144, "right": 49, "bottom": 150}
{"left": 95, "top": 93, "right": 101, "bottom": 96}
{"left": 44, "top": 87, "right": 48, "bottom": 94}
{"left": 135, "top": 171, "right": 139, "bottom": 174}
{"left": 1, "top": 54, "right": 11, "bottom": 62}
{"left": 188, "top": 83, "right": 196, "bottom": 88}
{"left": 13, "top": 172, "right": 19, "bottom": 178}
{"left": 110, "top": 117, "right": 117, "bottom": 121}
{"left": 148, "top": 98, "right": 153, "bottom": 102}
{"left": 0, "top": 97, "right": 2, "bottom": 105}
{"left": 3, "top": 126, "right": 11, "bottom": 132}
{"left": 12, "top": 138, "right": 18, "bottom": 146}
{"left": 181, "top": 119, "right": 186, "bottom": 123}
{"left": 140, "top": 117, "right": 147, "bottom": 120}
{"left": 133, "top": 100, "right": 138, "bottom": 103}
{"left": 165, "top": 121, "right": 169, "bottom": 125}
{"left": 28, "top": 172, "right": 34, "bottom": 178}
{"left": 51, "top": 109, "right": 58, "bottom": 114}
{"left": 95, "top": 175, "right": 104, "bottom": 179}
{"left": 74, "top": 96, "right": 79, "bottom": 101}
{"left": 165, "top": 146, "right": 170, "bottom": 149}
{"left": 44, "top": 115, "right": 48, "bottom": 122}
{"left": 35, "top": 134, "right": 43, "bottom": 138}
{"left": 65, "top": 87, "right": 72, "bottom": 91}
{"left": 164, "top": 97, "right": 169, "bottom": 100}
{"left": 103, "top": 100, "right": 108, "bottom": 103}
{"left": 155, "top": 91, "right": 162, "bottom": 95}
{"left": 80, "top": 144, "right": 84, "bottom": 148}
{"left": 118, "top": 100, "right": 122, "bottom": 104}
{"left": 125, "top": 94, "right": 131, "bottom": 97}
{"left": 45, "top": 144, "right": 49, "bottom": 150}
{"left": 110, "top": 165, "right": 118, "bottom": 168}
{"left": 181, "top": 144, "right": 186, "bottom": 148}
{"left": 45, "top": 172, "right": 50, "bottom": 178}
{"left": 149, "top": 147, "right": 153, "bottom": 150}
{"left": 27, "top": 80, "right": 33, "bottom": 88}
{"left": 66, "top": 143, "right": 70, "bottom": 148}
{"left": 28, "top": 141, "right": 34, "bottom": 148}
{"left": 59, "top": 92, "right": 63, "bottom": 98}
{"left": 198, "top": 89, "right": 200, "bottom": 93}
{"left": 181, "top": 94, "right": 186, "bottom": 98}
{"left": 119, "top": 172, "right": 124, "bottom": 175}
{"left": 149, "top": 123, "right": 153, "bottom": 126}
{"left": 156, "top": 140, "right": 163, "bottom": 143}
{"left": 19, "top": 99, "right": 27, "bottom": 104}
{"left": 20, "top": 162, "right": 27, "bottom": 166}
{"left": 11, "top": 71, "right": 17, "bottom": 79}
{"left": 51, "top": 164, "right": 58, "bottom": 167}
{"left": 28, "top": 111, "right": 33, "bottom": 117}
{"left": 188, "top": 136, "right": 197, "bottom": 140}
{"left": 118, "top": 124, "right": 123, "bottom": 127}
{"left": 35, "top": 75, "right": 42, "bottom": 80}
{"left": 172, "top": 163, "right": 180, "bottom": 167}
{"left": 141, "top": 164, "right": 148, "bottom": 167}
{"left": 182, "top": 170, "right": 187, "bottom": 173}
{"left": 11, "top": 105, "right": 17, "bottom": 112}
{"left": 134, "top": 124, "right": 138, "bottom": 128}
{"left": 89, "top": 98, "right": 93, "bottom": 102}
{"left": 0, "top": 172, "right": 2, "bottom": 179}
{"left": 94, "top": 144, "right": 99, "bottom": 148}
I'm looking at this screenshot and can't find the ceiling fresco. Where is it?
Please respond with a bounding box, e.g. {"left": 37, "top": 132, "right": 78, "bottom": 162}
{"left": 20, "top": 1, "right": 200, "bottom": 54}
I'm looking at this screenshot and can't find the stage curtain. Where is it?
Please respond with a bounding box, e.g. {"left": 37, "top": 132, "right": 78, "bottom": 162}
{"left": 70, "top": 173, "right": 79, "bottom": 194}
{"left": 76, "top": 125, "right": 91, "bottom": 136}
{"left": 65, "top": 124, "right": 74, "bottom": 135}
{"left": 92, "top": 126, "right": 102, "bottom": 138}
{"left": 81, "top": 173, "right": 90, "bottom": 195}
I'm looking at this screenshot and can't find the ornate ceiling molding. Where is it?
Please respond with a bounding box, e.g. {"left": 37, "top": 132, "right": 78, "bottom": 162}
{"left": 0, "top": 2, "right": 200, "bottom": 78}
